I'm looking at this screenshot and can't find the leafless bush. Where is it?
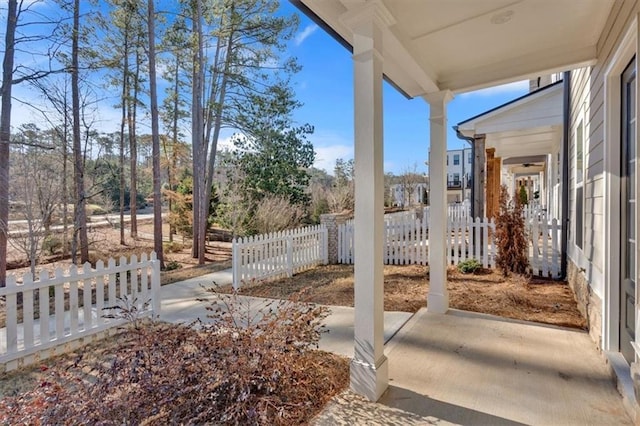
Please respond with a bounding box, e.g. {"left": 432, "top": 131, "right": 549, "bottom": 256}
{"left": 0, "top": 289, "right": 348, "bottom": 425}
{"left": 251, "top": 195, "right": 305, "bottom": 234}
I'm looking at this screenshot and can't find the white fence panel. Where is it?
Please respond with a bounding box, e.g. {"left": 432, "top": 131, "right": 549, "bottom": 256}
{"left": 527, "top": 218, "right": 562, "bottom": 278}
{"left": 336, "top": 211, "right": 566, "bottom": 272}
{"left": 0, "top": 252, "right": 161, "bottom": 371}
{"left": 232, "top": 225, "right": 328, "bottom": 289}
{"left": 446, "top": 217, "right": 495, "bottom": 268}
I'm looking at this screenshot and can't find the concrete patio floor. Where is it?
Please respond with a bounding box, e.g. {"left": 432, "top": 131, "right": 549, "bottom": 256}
{"left": 158, "top": 269, "right": 632, "bottom": 425}
{"left": 314, "top": 308, "right": 633, "bottom": 425}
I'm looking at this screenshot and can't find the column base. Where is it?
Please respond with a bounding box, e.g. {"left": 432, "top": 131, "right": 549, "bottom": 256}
{"left": 427, "top": 292, "right": 449, "bottom": 314}
{"left": 350, "top": 355, "right": 389, "bottom": 401}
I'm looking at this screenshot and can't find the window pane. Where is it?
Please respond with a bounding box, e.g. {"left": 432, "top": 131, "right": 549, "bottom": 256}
{"left": 576, "top": 121, "right": 583, "bottom": 184}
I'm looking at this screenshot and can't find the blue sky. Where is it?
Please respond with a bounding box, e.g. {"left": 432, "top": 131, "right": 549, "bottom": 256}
{"left": 281, "top": 2, "right": 530, "bottom": 175}
{"left": 6, "top": 0, "right": 530, "bottom": 176}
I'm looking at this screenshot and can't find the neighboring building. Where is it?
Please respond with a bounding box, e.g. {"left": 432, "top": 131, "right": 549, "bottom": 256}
{"left": 445, "top": 148, "right": 472, "bottom": 203}
{"left": 457, "top": 80, "right": 563, "bottom": 219}
{"left": 427, "top": 148, "right": 472, "bottom": 204}
{"left": 389, "top": 182, "right": 428, "bottom": 207}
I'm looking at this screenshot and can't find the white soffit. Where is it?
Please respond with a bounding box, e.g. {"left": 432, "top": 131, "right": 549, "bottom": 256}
{"left": 296, "top": 0, "right": 616, "bottom": 96}
{"left": 458, "top": 82, "right": 563, "bottom": 136}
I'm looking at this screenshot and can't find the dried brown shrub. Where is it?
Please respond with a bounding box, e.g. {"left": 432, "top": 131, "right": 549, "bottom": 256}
{"left": 0, "top": 290, "right": 348, "bottom": 425}
{"left": 494, "top": 185, "right": 529, "bottom": 276}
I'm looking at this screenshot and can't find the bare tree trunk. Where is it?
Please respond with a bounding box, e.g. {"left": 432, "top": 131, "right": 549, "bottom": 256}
{"left": 62, "top": 101, "right": 69, "bottom": 256}
{"left": 119, "top": 33, "right": 129, "bottom": 246}
{"left": 72, "top": 0, "right": 89, "bottom": 264}
{"left": 0, "top": 0, "right": 17, "bottom": 287}
{"left": 168, "top": 52, "right": 181, "bottom": 243}
{"left": 129, "top": 45, "right": 141, "bottom": 239}
{"left": 191, "top": 0, "right": 204, "bottom": 259}
{"left": 147, "top": 0, "right": 164, "bottom": 267}
{"left": 200, "top": 33, "right": 233, "bottom": 265}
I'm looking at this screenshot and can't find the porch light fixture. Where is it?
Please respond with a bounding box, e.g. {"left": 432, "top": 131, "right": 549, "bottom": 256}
{"left": 491, "top": 10, "right": 514, "bottom": 25}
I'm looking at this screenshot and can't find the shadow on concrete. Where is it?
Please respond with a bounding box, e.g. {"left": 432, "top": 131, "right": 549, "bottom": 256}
{"left": 380, "top": 385, "right": 527, "bottom": 426}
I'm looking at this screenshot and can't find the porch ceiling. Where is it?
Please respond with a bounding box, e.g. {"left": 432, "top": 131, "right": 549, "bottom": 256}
{"left": 293, "top": 0, "right": 615, "bottom": 96}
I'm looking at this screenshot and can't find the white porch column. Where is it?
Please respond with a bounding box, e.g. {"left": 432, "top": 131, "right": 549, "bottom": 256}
{"left": 343, "top": 2, "right": 393, "bottom": 402}
{"left": 425, "top": 91, "right": 453, "bottom": 314}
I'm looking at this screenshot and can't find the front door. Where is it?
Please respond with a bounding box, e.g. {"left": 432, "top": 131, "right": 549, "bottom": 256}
{"left": 620, "top": 56, "right": 636, "bottom": 364}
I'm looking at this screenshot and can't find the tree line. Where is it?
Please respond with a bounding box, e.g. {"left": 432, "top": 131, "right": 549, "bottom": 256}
{"left": 0, "top": 0, "right": 424, "bottom": 287}
{"left": 0, "top": 0, "right": 316, "bottom": 286}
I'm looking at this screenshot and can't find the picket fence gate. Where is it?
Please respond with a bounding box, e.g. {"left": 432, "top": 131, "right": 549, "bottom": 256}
{"left": 0, "top": 253, "right": 161, "bottom": 371}
{"left": 232, "top": 225, "right": 328, "bottom": 289}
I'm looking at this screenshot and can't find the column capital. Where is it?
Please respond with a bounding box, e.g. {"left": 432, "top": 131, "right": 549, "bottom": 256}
{"left": 423, "top": 90, "right": 455, "bottom": 107}
{"left": 340, "top": 0, "right": 395, "bottom": 36}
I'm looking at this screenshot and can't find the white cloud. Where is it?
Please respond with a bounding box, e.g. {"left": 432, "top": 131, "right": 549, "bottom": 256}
{"left": 294, "top": 24, "right": 318, "bottom": 47}
{"left": 217, "top": 135, "right": 236, "bottom": 151}
{"left": 314, "top": 144, "right": 352, "bottom": 173}
{"left": 459, "top": 80, "right": 529, "bottom": 98}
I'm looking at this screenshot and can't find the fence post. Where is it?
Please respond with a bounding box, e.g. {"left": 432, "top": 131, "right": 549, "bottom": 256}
{"left": 232, "top": 238, "right": 239, "bottom": 290}
{"left": 150, "top": 252, "right": 161, "bottom": 318}
{"left": 286, "top": 232, "right": 294, "bottom": 277}
{"left": 322, "top": 226, "right": 329, "bottom": 264}
{"left": 5, "top": 275, "right": 18, "bottom": 354}
{"left": 320, "top": 213, "right": 349, "bottom": 264}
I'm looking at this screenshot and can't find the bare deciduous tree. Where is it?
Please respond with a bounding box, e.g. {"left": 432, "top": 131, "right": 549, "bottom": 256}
{"left": 0, "top": 0, "right": 18, "bottom": 286}
{"left": 8, "top": 146, "right": 61, "bottom": 278}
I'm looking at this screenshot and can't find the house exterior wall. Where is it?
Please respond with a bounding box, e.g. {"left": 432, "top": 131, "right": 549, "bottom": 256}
{"left": 568, "top": 0, "right": 637, "bottom": 328}
{"left": 567, "top": 1, "right": 640, "bottom": 418}
{"left": 568, "top": 65, "right": 605, "bottom": 297}
{"left": 567, "top": 260, "right": 603, "bottom": 349}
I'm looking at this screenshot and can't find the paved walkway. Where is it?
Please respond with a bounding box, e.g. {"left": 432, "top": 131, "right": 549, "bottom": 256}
{"left": 160, "top": 269, "right": 633, "bottom": 425}
{"left": 159, "top": 268, "right": 413, "bottom": 358}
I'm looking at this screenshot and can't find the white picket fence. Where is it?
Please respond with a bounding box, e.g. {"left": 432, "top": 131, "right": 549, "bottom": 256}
{"left": 0, "top": 253, "right": 161, "bottom": 371}
{"left": 339, "top": 216, "right": 496, "bottom": 268}
{"left": 232, "top": 225, "right": 328, "bottom": 289}
{"left": 338, "top": 214, "right": 562, "bottom": 277}
{"left": 527, "top": 218, "right": 562, "bottom": 278}
{"left": 423, "top": 201, "right": 471, "bottom": 222}
{"left": 523, "top": 204, "right": 547, "bottom": 221}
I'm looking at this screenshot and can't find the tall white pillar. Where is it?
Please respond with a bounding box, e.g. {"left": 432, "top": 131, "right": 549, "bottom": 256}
{"left": 342, "top": 2, "right": 393, "bottom": 402}
{"left": 424, "top": 91, "right": 453, "bottom": 314}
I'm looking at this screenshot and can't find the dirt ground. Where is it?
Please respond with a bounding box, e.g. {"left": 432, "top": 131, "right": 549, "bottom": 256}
{"left": 229, "top": 264, "right": 587, "bottom": 330}
{"left": 1, "top": 221, "right": 232, "bottom": 328}
{"left": 5, "top": 220, "right": 232, "bottom": 282}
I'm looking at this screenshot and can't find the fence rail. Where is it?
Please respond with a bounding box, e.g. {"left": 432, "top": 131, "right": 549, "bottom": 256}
{"left": 232, "top": 225, "right": 328, "bottom": 289}
{"left": 0, "top": 253, "right": 161, "bottom": 371}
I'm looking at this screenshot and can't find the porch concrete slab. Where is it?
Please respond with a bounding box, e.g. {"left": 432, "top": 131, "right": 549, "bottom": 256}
{"left": 374, "top": 308, "right": 633, "bottom": 426}
{"left": 319, "top": 306, "right": 413, "bottom": 358}
{"left": 158, "top": 270, "right": 413, "bottom": 359}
